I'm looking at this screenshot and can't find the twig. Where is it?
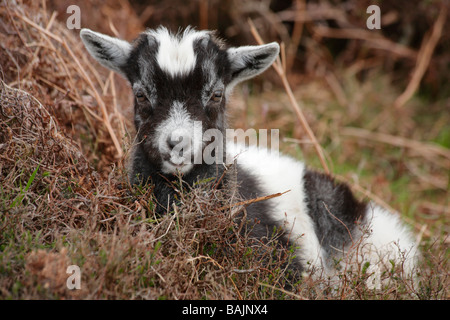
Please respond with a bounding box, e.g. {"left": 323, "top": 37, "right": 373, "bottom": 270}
{"left": 16, "top": 13, "right": 124, "bottom": 159}
{"left": 218, "top": 190, "right": 290, "bottom": 211}
{"left": 322, "top": 201, "right": 354, "bottom": 245}
{"left": 62, "top": 39, "right": 124, "bottom": 158}
{"left": 283, "top": 137, "right": 315, "bottom": 144}
{"left": 23, "top": 10, "right": 57, "bottom": 78}
{"left": 341, "top": 127, "right": 450, "bottom": 163}
{"left": 228, "top": 275, "right": 243, "bottom": 300}
{"left": 231, "top": 268, "right": 257, "bottom": 274}
{"left": 405, "top": 161, "right": 448, "bottom": 190}
{"left": 324, "top": 71, "right": 348, "bottom": 107}
{"left": 3, "top": 0, "right": 33, "bottom": 57}
{"left": 248, "top": 18, "right": 330, "bottom": 174}
{"left": 258, "top": 281, "right": 307, "bottom": 300}
{"left": 312, "top": 26, "right": 417, "bottom": 59}
{"left": 108, "top": 18, "right": 120, "bottom": 38}
{"left": 286, "top": 0, "right": 305, "bottom": 71}
{"left": 198, "top": 0, "right": 209, "bottom": 30}
{"left": 35, "top": 74, "right": 103, "bottom": 122}
{"left": 393, "top": 7, "right": 446, "bottom": 109}
{"left": 108, "top": 71, "right": 127, "bottom": 139}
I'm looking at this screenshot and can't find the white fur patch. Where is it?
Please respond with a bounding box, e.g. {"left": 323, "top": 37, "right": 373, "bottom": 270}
{"left": 227, "top": 143, "right": 325, "bottom": 271}
{"left": 325, "top": 204, "right": 419, "bottom": 289}
{"left": 147, "top": 27, "right": 209, "bottom": 77}
{"left": 361, "top": 204, "right": 419, "bottom": 281}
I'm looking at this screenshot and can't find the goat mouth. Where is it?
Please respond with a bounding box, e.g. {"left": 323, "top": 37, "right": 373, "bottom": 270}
{"left": 160, "top": 152, "right": 189, "bottom": 166}
{"left": 168, "top": 160, "right": 186, "bottom": 168}
{"left": 162, "top": 152, "right": 195, "bottom": 165}
{"left": 161, "top": 159, "right": 194, "bottom": 175}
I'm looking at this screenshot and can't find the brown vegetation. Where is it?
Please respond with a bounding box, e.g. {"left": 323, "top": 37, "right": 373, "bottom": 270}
{"left": 0, "top": 0, "right": 448, "bottom": 300}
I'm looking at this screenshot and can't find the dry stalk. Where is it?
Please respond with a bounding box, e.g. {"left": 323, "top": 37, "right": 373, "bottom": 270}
{"left": 258, "top": 281, "right": 308, "bottom": 300}
{"left": 22, "top": 10, "right": 57, "bottom": 79}
{"left": 285, "top": 0, "right": 305, "bottom": 71}
{"left": 341, "top": 127, "right": 450, "bottom": 164}
{"left": 393, "top": 7, "right": 447, "bottom": 109}
{"left": 312, "top": 25, "right": 417, "bottom": 59}
{"left": 322, "top": 201, "right": 354, "bottom": 245}
{"left": 16, "top": 13, "right": 124, "bottom": 159}
{"left": 108, "top": 71, "right": 128, "bottom": 139}
{"left": 218, "top": 190, "right": 290, "bottom": 211}
{"left": 248, "top": 18, "right": 330, "bottom": 174}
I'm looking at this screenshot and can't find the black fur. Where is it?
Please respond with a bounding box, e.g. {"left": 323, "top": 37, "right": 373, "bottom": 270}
{"left": 303, "top": 169, "right": 367, "bottom": 263}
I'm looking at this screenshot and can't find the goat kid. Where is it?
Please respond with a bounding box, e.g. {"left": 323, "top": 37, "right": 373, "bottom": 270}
{"left": 81, "top": 26, "right": 419, "bottom": 288}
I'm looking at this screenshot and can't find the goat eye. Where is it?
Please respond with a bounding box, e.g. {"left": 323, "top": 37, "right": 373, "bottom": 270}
{"left": 210, "top": 90, "right": 223, "bottom": 102}
{"left": 136, "top": 92, "right": 147, "bottom": 103}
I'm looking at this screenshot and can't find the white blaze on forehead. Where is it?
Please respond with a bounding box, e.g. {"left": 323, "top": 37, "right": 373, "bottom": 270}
{"left": 147, "top": 27, "right": 210, "bottom": 77}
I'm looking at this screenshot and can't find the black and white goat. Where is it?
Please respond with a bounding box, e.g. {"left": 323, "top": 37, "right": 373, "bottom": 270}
{"left": 80, "top": 26, "right": 419, "bottom": 287}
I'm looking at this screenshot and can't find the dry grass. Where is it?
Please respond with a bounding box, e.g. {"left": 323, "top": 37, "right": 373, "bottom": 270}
{"left": 0, "top": 0, "right": 448, "bottom": 300}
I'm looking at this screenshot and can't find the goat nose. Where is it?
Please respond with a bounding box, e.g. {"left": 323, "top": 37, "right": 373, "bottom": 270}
{"left": 167, "top": 136, "right": 182, "bottom": 150}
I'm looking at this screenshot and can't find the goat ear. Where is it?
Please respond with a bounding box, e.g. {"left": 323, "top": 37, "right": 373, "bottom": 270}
{"left": 227, "top": 42, "right": 279, "bottom": 87}
{"left": 80, "top": 28, "right": 132, "bottom": 76}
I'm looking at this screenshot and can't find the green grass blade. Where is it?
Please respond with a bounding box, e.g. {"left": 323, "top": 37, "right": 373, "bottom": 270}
{"left": 10, "top": 163, "right": 40, "bottom": 208}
